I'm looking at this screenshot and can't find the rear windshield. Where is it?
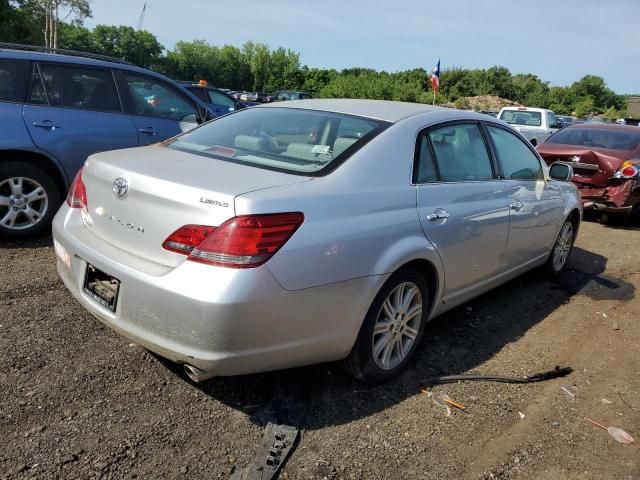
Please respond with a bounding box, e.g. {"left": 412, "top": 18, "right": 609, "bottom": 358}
{"left": 546, "top": 128, "right": 640, "bottom": 151}
{"left": 499, "top": 110, "right": 542, "bottom": 127}
{"left": 168, "top": 107, "right": 387, "bottom": 174}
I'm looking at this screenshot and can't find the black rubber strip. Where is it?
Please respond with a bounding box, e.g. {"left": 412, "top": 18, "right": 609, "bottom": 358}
{"left": 420, "top": 366, "right": 573, "bottom": 386}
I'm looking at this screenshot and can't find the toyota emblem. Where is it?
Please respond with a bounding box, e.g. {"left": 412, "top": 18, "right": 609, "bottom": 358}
{"left": 112, "top": 177, "right": 129, "bottom": 198}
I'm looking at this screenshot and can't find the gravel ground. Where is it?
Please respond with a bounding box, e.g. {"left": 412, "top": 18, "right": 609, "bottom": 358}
{"left": 1, "top": 219, "right": 639, "bottom": 479}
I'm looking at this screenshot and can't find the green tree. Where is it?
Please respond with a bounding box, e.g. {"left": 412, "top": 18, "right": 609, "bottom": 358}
{"left": 573, "top": 97, "right": 594, "bottom": 118}
{"left": 90, "top": 25, "right": 163, "bottom": 67}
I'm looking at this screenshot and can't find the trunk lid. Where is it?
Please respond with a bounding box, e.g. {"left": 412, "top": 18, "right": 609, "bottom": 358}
{"left": 537, "top": 144, "right": 631, "bottom": 188}
{"left": 81, "top": 145, "right": 310, "bottom": 267}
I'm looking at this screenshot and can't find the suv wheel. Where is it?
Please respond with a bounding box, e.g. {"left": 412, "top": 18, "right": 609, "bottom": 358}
{"left": 342, "top": 268, "right": 429, "bottom": 384}
{"left": 0, "top": 162, "right": 61, "bottom": 240}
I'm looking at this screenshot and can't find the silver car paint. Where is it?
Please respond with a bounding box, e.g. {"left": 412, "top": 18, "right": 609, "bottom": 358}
{"left": 53, "top": 101, "right": 582, "bottom": 378}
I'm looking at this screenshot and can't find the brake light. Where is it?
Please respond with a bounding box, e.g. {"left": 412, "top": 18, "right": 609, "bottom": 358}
{"left": 163, "top": 213, "right": 304, "bottom": 268}
{"left": 66, "top": 168, "right": 87, "bottom": 210}
{"left": 614, "top": 160, "right": 639, "bottom": 179}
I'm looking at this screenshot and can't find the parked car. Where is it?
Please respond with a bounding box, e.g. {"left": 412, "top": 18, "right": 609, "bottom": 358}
{"left": 537, "top": 124, "right": 640, "bottom": 219}
{"left": 557, "top": 115, "right": 576, "bottom": 128}
{"left": 0, "top": 43, "right": 214, "bottom": 239}
{"left": 274, "top": 91, "right": 312, "bottom": 101}
{"left": 178, "top": 80, "right": 246, "bottom": 117}
{"left": 53, "top": 99, "right": 581, "bottom": 384}
{"left": 497, "top": 106, "right": 560, "bottom": 146}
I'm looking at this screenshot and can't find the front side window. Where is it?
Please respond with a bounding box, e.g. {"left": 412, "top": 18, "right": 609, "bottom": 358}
{"left": 168, "top": 107, "right": 386, "bottom": 174}
{"left": 487, "top": 125, "right": 543, "bottom": 180}
{"left": 547, "top": 111, "right": 558, "bottom": 128}
{"left": 499, "top": 109, "right": 542, "bottom": 127}
{"left": 27, "top": 63, "right": 121, "bottom": 113}
{"left": 208, "top": 90, "right": 235, "bottom": 108}
{"left": 0, "top": 59, "right": 29, "bottom": 103}
{"left": 421, "top": 123, "right": 494, "bottom": 182}
{"left": 123, "top": 73, "right": 199, "bottom": 122}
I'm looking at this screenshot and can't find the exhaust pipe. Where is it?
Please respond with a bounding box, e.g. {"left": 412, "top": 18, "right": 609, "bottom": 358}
{"left": 183, "top": 364, "right": 216, "bottom": 383}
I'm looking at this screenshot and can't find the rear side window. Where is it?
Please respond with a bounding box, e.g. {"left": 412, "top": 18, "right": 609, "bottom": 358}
{"left": 0, "top": 59, "right": 30, "bottom": 103}
{"left": 499, "top": 110, "right": 542, "bottom": 127}
{"left": 487, "top": 125, "right": 543, "bottom": 180}
{"left": 421, "top": 123, "right": 494, "bottom": 182}
{"left": 27, "top": 63, "right": 121, "bottom": 112}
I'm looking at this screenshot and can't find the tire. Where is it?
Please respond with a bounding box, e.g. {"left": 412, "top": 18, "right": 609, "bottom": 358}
{"left": 545, "top": 217, "right": 576, "bottom": 275}
{"left": 0, "top": 161, "right": 62, "bottom": 240}
{"left": 342, "top": 268, "right": 430, "bottom": 384}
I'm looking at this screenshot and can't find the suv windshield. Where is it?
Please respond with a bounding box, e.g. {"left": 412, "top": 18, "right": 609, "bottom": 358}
{"left": 499, "top": 110, "right": 542, "bottom": 127}
{"left": 168, "top": 107, "right": 386, "bottom": 174}
{"left": 546, "top": 128, "right": 640, "bottom": 151}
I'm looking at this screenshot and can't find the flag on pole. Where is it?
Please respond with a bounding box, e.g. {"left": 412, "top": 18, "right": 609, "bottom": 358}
{"left": 431, "top": 59, "right": 440, "bottom": 94}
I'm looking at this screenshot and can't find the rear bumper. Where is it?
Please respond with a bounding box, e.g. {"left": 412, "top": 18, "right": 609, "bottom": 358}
{"left": 52, "top": 206, "right": 384, "bottom": 378}
{"left": 577, "top": 179, "right": 639, "bottom": 214}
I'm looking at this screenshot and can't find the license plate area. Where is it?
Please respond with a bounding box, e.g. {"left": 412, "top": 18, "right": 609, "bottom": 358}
{"left": 84, "top": 264, "right": 120, "bottom": 312}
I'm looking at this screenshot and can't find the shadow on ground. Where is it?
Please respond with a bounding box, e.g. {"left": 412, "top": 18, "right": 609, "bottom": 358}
{"left": 0, "top": 234, "right": 52, "bottom": 249}
{"left": 160, "top": 245, "right": 635, "bottom": 431}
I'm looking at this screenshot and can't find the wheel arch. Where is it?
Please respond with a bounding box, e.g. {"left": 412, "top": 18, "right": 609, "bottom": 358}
{"left": 395, "top": 258, "right": 440, "bottom": 319}
{"left": 0, "top": 149, "right": 68, "bottom": 196}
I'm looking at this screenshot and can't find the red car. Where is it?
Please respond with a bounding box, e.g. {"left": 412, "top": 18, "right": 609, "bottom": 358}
{"left": 537, "top": 124, "right": 640, "bottom": 219}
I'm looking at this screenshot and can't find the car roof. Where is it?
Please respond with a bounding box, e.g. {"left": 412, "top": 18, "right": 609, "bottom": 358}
{"left": 259, "top": 99, "right": 448, "bottom": 122}
{"left": 0, "top": 47, "right": 157, "bottom": 76}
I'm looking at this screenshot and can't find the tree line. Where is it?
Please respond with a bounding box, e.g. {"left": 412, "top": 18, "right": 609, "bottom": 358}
{"left": 1, "top": 0, "right": 629, "bottom": 118}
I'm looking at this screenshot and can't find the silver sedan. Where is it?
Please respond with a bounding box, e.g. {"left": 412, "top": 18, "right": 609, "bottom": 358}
{"left": 52, "top": 99, "right": 582, "bottom": 383}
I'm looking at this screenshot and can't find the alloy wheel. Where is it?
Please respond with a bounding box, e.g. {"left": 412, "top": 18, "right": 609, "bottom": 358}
{"left": 552, "top": 221, "right": 574, "bottom": 272}
{"left": 0, "top": 176, "right": 49, "bottom": 230}
{"left": 372, "top": 281, "right": 423, "bottom": 370}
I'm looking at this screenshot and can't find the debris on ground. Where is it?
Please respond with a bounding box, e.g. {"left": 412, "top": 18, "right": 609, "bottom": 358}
{"left": 561, "top": 386, "right": 576, "bottom": 400}
{"left": 230, "top": 423, "right": 299, "bottom": 480}
{"left": 584, "top": 418, "right": 635, "bottom": 444}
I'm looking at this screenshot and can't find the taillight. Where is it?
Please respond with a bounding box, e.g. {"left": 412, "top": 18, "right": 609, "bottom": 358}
{"left": 163, "top": 212, "right": 304, "bottom": 268}
{"left": 162, "top": 225, "right": 217, "bottom": 254}
{"left": 66, "top": 168, "right": 87, "bottom": 210}
{"left": 614, "top": 161, "right": 640, "bottom": 179}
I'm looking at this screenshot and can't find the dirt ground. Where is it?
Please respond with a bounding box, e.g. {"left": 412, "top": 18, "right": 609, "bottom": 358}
{"left": 1, "top": 218, "right": 639, "bottom": 480}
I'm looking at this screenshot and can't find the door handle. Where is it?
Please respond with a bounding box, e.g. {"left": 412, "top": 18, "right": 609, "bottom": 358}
{"left": 510, "top": 200, "right": 525, "bottom": 211}
{"left": 139, "top": 127, "right": 158, "bottom": 135}
{"left": 426, "top": 210, "right": 451, "bottom": 221}
{"left": 32, "top": 120, "right": 60, "bottom": 130}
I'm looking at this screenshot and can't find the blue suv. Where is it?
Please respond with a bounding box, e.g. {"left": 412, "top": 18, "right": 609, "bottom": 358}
{"left": 0, "top": 43, "right": 214, "bottom": 239}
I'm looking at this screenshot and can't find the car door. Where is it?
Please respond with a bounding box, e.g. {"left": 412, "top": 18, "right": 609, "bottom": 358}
{"left": 415, "top": 122, "right": 510, "bottom": 299}
{"left": 22, "top": 62, "right": 139, "bottom": 179}
{"left": 117, "top": 71, "right": 201, "bottom": 145}
{"left": 0, "top": 58, "right": 32, "bottom": 150}
{"left": 485, "top": 124, "right": 564, "bottom": 269}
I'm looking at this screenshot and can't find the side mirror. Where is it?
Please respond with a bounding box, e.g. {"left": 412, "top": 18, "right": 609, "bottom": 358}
{"left": 235, "top": 101, "right": 245, "bottom": 110}
{"left": 549, "top": 162, "right": 574, "bottom": 182}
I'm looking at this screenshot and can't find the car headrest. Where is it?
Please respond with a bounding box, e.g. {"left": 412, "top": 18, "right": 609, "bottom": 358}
{"left": 234, "top": 135, "right": 268, "bottom": 151}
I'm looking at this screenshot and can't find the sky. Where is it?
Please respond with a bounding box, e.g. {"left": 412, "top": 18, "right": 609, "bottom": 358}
{"left": 85, "top": 0, "right": 640, "bottom": 93}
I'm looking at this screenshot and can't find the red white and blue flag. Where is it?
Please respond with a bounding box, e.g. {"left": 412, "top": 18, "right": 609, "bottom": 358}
{"left": 431, "top": 59, "right": 440, "bottom": 94}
